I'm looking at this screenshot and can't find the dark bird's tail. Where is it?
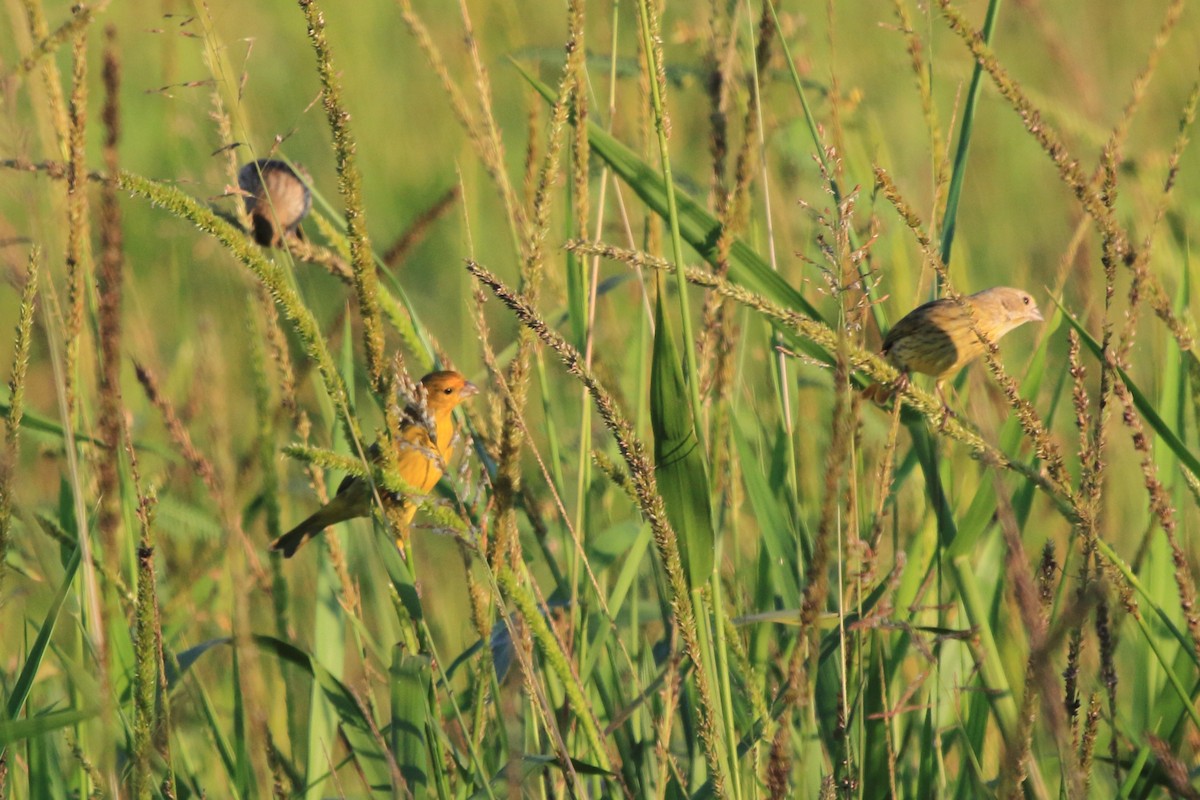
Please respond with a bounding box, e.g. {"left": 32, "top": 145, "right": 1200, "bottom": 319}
{"left": 270, "top": 488, "right": 366, "bottom": 558}
{"left": 861, "top": 382, "right": 894, "bottom": 405}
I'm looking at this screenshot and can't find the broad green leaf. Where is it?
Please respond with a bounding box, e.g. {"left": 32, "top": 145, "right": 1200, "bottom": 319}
{"left": 731, "top": 419, "right": 800, "bottom": 607}
{"left": 252, "top": 635, "right": 394, "bottom": 795}
{"left": 650, "top": 288, "right": 715, "bottom": 588}
{"left": 305, "top": 317, "right": 356, "bottom": 800}
{"left": 0, "top": 707, "right": 96, "bottom": 745}
{"left": 390, "top": 650, "right": 431, "bottom": 795}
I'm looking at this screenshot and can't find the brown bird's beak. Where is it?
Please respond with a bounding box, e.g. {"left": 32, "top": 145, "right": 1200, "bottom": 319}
{"left": 1030, "top": 306, "right": 1044, "bottom": 322}
{"left": 461, "top": 381, "right": 480, "bottom": 398}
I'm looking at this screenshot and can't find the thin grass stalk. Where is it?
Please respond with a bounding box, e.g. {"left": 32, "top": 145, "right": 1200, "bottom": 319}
{"left": 248, "top": 303, "right": 297, "bottom": 677}
{"left": 1065, "top": 328, "right": 1093, "bottom": 735}
{"left": 395, "top": 0, "right": 527, "bottom": 254}
{"left": 571, "top": 240, "right": 1074, "bottom": 512}
{"left": 485, "top": 2, "right": 578, "bottom": 571}
{"left": 743, "top": 0, "right": 788, "bottom": 433}
{"left": 298, "top": 0, "right": 387, "bottom": 393}
{"left": 64, "top": 30, "right": 88, "bottom": 419}
{"left": 937, "top": 0, "right": 1000, "bottom": 271}
{"left": 4, "top": 0, "right": 107, "bottom": 82}
{"left": 127, "top": 416, "right": 163, "bottom": 800}
{"left": 497, "top": 566, "right": 614, "bottom": 775}
{"left": 891, "top": 0, "right": 948, "bottom": 224}
{"left": 1078, "top": 693, "right": 1101, "bottom": 793}
{"left": 785, "top": 335, "right": 852, "bottom": 703}
{"left": 467, "top": 259, "right": 728, "bottom": 796}
{"left": 765, "top": 0, "right": 887, "bottom": 338}
{"left": 873, "top": 167, "right": 1074, "bottom": 499}
{"left": 568, "top": 0, "right": 588, "bottom": 238}
{"left": 1084, "top": 146, "right": 1123, "bottom": 781}
{"left": 634, "top": 0, "right": 705, "bottom": 440}
{"left": 696, "top": 1, "right": 732, "bottom": 392}
{"left": 457, "top": 0, "right": 530, "bottom": 252}
{"left": 96, "top": 25, "right": 123, "bottom": 554}
{"left": 36, "top": 268, "right": 106, "bottom": 798}
{"left": 935, "top": 0, "right": 1130, "bottom": 264}
{"left": 564, "top": 0, "right": 590, "bottom": 666}
{"left": 0, "top": 248, "right": 39, "bottom": 591}
{"left": 103, "top": 170, "right": 364, "bottom": 450}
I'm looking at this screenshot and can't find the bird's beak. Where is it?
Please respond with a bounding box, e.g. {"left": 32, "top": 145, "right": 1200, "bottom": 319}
{"left": 461, "top": 381, "right": 480, "bottom": 399}
{"left": 1030, "top": 306, "right": 1044, "bottom": 323}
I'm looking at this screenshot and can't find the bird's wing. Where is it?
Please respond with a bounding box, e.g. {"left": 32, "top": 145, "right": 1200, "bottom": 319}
{"left": 393, "top": 420, "right": 445, "bottom": 495}
{"left": 335, "top": 441, "right": 383, "bottom": 495}
{"left": 881, "top": 298, "right": 952, "bottom": 353}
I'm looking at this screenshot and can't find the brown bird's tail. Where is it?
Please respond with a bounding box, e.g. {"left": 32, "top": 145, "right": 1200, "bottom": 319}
{"left": 270, "top": 488, "right": 365, "bottom": 558}
{"left": 861, "top": 382, "right": 895, "bottom": 405}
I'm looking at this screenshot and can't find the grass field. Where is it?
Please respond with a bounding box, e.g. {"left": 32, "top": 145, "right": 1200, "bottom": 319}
{"left": 2, "top": 0, "right": 1200, "bottom": 797}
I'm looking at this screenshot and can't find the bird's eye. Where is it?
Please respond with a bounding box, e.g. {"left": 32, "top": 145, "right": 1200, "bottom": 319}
{"left": 444, "top": 387, "right": 453, "bottom": 394}
{"left": 1022, "top": 296, "right": 1030, "bottom": 305}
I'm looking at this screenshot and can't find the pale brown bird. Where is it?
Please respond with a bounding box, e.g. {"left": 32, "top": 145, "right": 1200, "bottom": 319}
{"left": 238, "top": 159, "right": 312, "bottom": 248}
{"left": 271, "top": 371, "right": 478, "bottom": 557}
{"left": 863, "top": 287, "right": 1043, "bottom": 405}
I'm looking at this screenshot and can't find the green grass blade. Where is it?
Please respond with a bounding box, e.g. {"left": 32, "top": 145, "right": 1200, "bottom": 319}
{"left": 0, "top": 707, "right": 96, "bottom": 745}
{"left": 252, "top": 635, "right": 393, "bottom": 793}
{"left": 731, "top": 419, "right": 800, "bottom": 607}
{"left": 390, "top": 649, "right": 432, "bottom": 795}
{"left": 939, "top": 0, "right": 1004, "bottom": 269}
{"left": 650, "top": 286, "right": 715, "bottom": 588}
{"left": 3, "top": 543, "right": 81, "bottom": 731}
{"left": 231, "top": 645, "right": 253, "bottom": 799}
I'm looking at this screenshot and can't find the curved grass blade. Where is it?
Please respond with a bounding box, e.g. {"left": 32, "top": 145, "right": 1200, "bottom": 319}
{"left": 650, "top": 287, "right": 714, "bottom": 588}
{"left": 254, "top": 634, "right": 395, "bottom": 795}
{"left": 0, "top": 707, "right": 96, "bottom": 746}
{"left": 390, "top": 650, "right": 431, "bottom": 795}
{"left": 3, "top": 543, "right": 80, "bottom": 729}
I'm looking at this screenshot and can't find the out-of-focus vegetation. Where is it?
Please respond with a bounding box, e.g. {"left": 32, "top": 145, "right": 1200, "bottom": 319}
{"left": 2, "top": 0, "right": 1200, "bottom": 797}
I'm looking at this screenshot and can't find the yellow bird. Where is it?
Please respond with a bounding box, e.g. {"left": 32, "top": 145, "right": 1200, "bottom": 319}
{"left": 863, "top": 287, "right": 1043, "bottom": 404}
{"left": 271, "top": 370, "right": 478, "bottom": 557}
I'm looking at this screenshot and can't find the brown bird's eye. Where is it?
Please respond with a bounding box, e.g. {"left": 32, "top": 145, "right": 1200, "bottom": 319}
{"left": 1022, "top": 296, "right": 1030, "bottom": 305}
{"left": 444, "top": 387, "right": 453, "bottom": 394}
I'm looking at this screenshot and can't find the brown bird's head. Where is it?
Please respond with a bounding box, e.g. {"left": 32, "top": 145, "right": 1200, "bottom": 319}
{"left": 969, "top": 287, "right": 1044, "bottom": 339}
{"left": 418, "top": 370, "right": 479, "bottom": 414}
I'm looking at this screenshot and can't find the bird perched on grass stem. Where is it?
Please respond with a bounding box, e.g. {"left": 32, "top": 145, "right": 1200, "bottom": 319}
{"left": 238, "top": 159, "right": 312, "bottom": 248}
{"left": 271, "top": 370, "right": 478, "bottom": 558}
{"left": 863, "top": 287, "right": 1043, "bottom": 406}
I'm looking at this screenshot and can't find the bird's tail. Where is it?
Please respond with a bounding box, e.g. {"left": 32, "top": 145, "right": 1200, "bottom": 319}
{"left": 270, "top": 490, "right": 364, "bottom": 558}
{"left": 861, "top": 382, "right": 894, "bottom": 405}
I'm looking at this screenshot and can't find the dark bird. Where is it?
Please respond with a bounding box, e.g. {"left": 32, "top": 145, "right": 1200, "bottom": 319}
{"left": 238, "top": 159, "right": 312, "bottom": 248}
